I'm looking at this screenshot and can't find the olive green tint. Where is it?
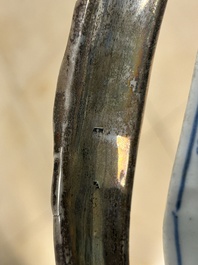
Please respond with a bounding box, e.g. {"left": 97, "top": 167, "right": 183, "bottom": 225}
{"left": 52, "top": 0, "right": 167, "bottom": 264}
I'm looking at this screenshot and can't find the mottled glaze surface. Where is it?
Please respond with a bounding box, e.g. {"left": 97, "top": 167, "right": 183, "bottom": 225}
{"left": 164, "top": 55, "right": 198, "bottom": 265}
{"left": 52, "top": 0, "right": 167, "bottom": 264}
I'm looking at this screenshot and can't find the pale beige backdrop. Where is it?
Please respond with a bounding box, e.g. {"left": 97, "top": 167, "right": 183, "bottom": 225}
{"left": 1, "top": 0, "right": 198, "bottom": 264}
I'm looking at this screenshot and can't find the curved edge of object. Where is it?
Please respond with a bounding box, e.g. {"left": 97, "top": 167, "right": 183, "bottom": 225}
{"left": 52, "top": 1, "right": 168, "bottom": 264}
{"left": 163, "top": 53, "right": 198, "bottom": 265}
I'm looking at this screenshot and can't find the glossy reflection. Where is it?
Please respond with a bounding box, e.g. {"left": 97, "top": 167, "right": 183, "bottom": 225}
{"left": 139, "top": 0, "right": 150, "bottom": 12}
{"left": 117, "top": 136, "right": 130, "bottom": 188}
{"left": 52, "top": 0, "right": 168, "bottom": 264}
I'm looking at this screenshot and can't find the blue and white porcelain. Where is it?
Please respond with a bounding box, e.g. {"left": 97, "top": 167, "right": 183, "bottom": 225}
{"left": 164, "top": 54, "right": 198, "bottom": 265}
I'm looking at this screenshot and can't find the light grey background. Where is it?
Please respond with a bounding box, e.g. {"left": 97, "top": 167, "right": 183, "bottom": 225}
{"left": 1, "top": 0, "right": 198, "bottom": 264}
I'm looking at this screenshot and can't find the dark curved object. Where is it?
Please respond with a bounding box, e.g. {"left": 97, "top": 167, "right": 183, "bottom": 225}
{"left": 52, "top": 0, "right": 167, "bottom": 264}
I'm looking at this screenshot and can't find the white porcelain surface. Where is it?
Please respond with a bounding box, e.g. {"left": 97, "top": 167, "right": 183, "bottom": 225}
{"left": 164, "top": 54, "right": 198, "bottom": 265}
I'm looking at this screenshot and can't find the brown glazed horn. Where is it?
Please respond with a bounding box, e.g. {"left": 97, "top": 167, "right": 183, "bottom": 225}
{"left": 52, "top": 0, "right": 168, "bottom": 264}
